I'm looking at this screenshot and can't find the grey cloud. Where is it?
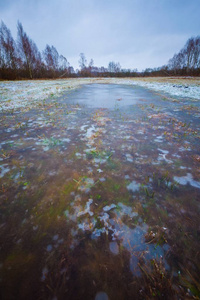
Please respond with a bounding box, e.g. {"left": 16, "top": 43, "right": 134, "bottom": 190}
{"left": 0, "top": 0, "right": 200, "bottom": 70}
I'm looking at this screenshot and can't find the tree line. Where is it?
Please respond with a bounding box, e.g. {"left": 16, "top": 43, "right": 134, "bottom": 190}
{"left": 0, "top": 20, "right": 200, "bottom": 80}
{"left": 0, "top": 21, "right": 74, "bottom": 79}
{"left": 132, "top": 36, "right": 200, "bottom": 77}
{"left": 167, "top": 36, "right": 200, "bottom": 75}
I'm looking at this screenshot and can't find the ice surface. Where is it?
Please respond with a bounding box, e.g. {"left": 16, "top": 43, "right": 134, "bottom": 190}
{"left": 77, "top": 198, "right": 94, "bottom": 216}
{"left": 127, "top": 180, "right": 140, "bottom": 192}
{"left": 174, "top": 173, "right": 200, "bottom": 189}
{"left": 103, "top": 204, "right": 116, "bottom": 212}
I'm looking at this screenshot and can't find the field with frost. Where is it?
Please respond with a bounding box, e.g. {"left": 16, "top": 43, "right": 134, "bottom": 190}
{"left": 1, "top": 77, "right": 200, "bottom": 111}
{"left": 0, "top": 78, "right": 200, "bottom": 299}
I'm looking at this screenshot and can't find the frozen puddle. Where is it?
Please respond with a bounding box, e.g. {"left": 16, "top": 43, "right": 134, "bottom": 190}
{"left": 127, "top": 180, "right": 140, "bottom": 193}
{"left": 174, "top": 173, "right": 200, "bottom": 189}
{"left": 0, "top": 80, "right": 200, "bottom": 299}
{"left": 158, "top": 148, "right": 173, "bottom": 163}
{"left": 0, "top": 164, "right": 10, "bottom": 177}
{"left": 77, "top": 199, "right": 94, "bottom": 216}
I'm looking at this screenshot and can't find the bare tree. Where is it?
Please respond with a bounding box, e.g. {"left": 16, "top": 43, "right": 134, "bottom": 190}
{"left": 193, "top": 36, "right": 200, "bottom": 68}
{"left": 168, "top": 51, "right": 185, "bottom": 74}
{"left": 108, "top": 61, "right": 121, "bottom": 73}
{"left": 79, "top": 53, "right": 87, "bottom": 70}
{"left": 17, "top": 21, "right": 42, "bottom": 78}
{"left": 0, "top": 20, "right": 74, "bottom": 79}
{"left": 0, "top": 21, "right": 19, "bottom": 76}
{"left": 58, "top": 55, "right": 71, "bottom": 77}
{"left": 59, "top": 55, "right": 69, "bottom": 70}
{"left": 89, "top": 59, "right": 94, "bottom": 68}
{"left": 185, "top": 37, "right": 200, "bottom": 70}
{"left": 43, "top": 44, "right": 60, "bottom": 77}
{"left": 168, "top": 36, "right": 200, "bottom": 74}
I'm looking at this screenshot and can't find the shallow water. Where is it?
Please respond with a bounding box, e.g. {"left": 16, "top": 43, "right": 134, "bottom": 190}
{"left": 64, "top": 84, "right": 158, "bottom": 109}
{"left": 0, "top": 83, "right": 200, "bottom": 299}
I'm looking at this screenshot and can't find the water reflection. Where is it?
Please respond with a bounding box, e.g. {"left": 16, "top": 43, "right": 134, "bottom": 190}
{"left": 64, "top": 84, "right": 157, "bottom": 109}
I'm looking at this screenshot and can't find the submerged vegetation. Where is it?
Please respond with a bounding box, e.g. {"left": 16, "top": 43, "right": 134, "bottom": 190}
{"left": 0, "top": 81, "right": 200, "bottom": 299}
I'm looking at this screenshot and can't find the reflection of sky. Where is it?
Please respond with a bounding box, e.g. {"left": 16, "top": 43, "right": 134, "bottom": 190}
{"left": 63, "top": 84, "right": 155, "bottom": 109}
{"left": 73, "top": 198, "right": 170, "bottom": 276}
{"left": 110, "top": 218, "right": 170, "bottom": 276}
{"left": 1, "top": 0, "right": 200, "bottom": 70}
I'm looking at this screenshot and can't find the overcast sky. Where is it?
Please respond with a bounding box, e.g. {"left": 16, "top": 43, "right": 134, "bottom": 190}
{"left": 0, "top": 0, "right": 200, "bottom": 71}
